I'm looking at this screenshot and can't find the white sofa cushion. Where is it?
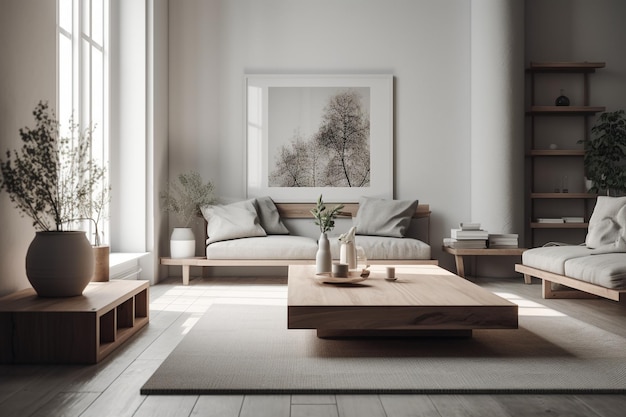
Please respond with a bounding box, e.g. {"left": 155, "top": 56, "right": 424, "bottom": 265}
{"left": 202, "top": 200, "right": 266, "bottom": 244}
{"left": 353, "top": 197, "right": 418, "bottom": 237}
{"left": 522, "top": 245, "right": 592, "bottom": 275}
{"left": 564, "top": 253, "right": 626, "bottom": 289}
{"left": 254, "top": 196, "right": 290, "bottom": 235}
{"left": 206, "top": 235, "right": 317, "bottom": 259}
{"left": 330, "top": 235, "right": 431, "bottom": 260}
{"left": 585, "top": 196, "right": 626, "bottom": 252}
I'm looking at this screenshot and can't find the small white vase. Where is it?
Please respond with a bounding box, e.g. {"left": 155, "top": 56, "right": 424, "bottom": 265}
{"left": 339, "top": 241, "right": 357, "bottom": 269}
{"left": 316, "top": 232, "right": 332, "bottom": 274}
{"left": 170, "top": 227, "right": 196, "bottom": 258}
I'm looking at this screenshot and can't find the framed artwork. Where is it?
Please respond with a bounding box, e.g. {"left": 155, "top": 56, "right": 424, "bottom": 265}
{"left": 245, "top": 74, "right": 393, "bottom": 202}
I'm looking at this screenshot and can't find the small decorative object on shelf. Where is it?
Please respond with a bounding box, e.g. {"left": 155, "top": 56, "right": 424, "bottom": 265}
{"left": 311, "top": 195, "right": 344, "bottom": 274}
{"left": 555, "top": 89, "right": 570, "bottom": 106}
{"left": 562, "top": 175, "right": 569, "bottom": 193}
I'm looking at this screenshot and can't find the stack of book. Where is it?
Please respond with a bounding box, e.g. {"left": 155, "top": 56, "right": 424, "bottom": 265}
{"left": 488, "top": 233, "right": 519, "bottom": 248}
{"left": 444, "top": 223, "right": 489, "bottom": 249}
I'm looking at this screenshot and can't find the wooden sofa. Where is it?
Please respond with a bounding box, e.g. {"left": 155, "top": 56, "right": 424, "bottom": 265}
{"left": 161, "top": 202, "right": 437, "bottom": 285}
{"left": 515, "top": 247, "right": 626, "bottom": 302}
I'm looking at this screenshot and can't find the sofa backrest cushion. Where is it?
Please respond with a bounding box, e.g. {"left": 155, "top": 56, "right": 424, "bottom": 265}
{"left": 254, "top": 196, "right": 290, "bottom": 235}
{"left": 353, "top": 197, "right": 418, "bottom": 237}
{"left": 586, "top": 196, "right": 626, "bottom": 251}
{"left": 202, "top": 200, "right": 266, "bottom": 244}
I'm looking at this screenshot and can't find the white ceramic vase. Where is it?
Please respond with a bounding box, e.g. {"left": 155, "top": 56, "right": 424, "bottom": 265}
{"left": 316, "top": 232, "right": 332, "bottom": 274}
{"left": 339, "top": 241, "right": 357, "bottom": 269}
{"left": 26, "top": 231, "right": 95, "bottom": 297}
{"left": 170, "top": 227, "right": 196, "bottom": 258}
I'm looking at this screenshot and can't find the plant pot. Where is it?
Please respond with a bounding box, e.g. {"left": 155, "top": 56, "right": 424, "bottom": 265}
{"left": 170, "top": 227, "right": 196, "bottom": 258}
{"left": 25, "top": 231, "right": 95, "bottom": 297}
{"left": 92, "top": 245, "right": 110, "bottom": 282}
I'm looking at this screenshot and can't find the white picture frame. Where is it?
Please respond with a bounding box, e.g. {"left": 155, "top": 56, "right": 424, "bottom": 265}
{"left": 245, "top": 74, "right": 393, "bottom": 203}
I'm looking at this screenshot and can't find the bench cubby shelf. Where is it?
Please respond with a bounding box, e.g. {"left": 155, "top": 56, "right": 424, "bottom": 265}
{"left": 0, "top": 280, "right": 149, "bottom": 364}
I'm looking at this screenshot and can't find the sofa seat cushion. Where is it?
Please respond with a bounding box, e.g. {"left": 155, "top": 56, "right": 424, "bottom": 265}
{"left": 206, "top": 235, "right": 317, "bottom": 259}
{"left": 564, "top": 253, "right": 626, "bottom": 289}
{"left": 522, "top": 246, "right": 592, "bottom": 275}
{"left": 331, "top": 236, "right": 431, "bottom": 260}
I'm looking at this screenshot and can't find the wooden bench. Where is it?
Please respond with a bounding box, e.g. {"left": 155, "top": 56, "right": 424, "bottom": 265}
{"left": 161, "top": 202, "right": 437, "bottom": 285}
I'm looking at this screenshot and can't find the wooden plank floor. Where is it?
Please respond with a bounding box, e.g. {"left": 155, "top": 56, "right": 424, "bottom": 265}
{"left": 1, "top": 274, "right": 625, "bottom": 417}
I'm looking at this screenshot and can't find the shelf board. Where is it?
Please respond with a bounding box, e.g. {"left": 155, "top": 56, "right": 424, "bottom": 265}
{"left": 531, "top": 222, "right": 589, "bottom": 229}
{"left": 527, "top": 62, "right": 606, "bottom": 72}
{"left": 528, "top": 106, "right": 606, "bottom": 115}
{"left": 531, "top": 193, "right": 597, "bottom": 199}
{"left": 528, "top": 150, "right": 585, "bottom": 156}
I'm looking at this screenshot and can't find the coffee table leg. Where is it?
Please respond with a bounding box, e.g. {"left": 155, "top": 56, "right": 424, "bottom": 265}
{"left": 454, "top": 255, "right": 466, "bottom": 278}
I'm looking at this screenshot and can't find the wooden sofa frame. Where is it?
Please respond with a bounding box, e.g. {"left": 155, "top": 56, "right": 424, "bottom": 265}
{"left": 161, "top": 202, "right": 437, "bottom": 285}
{"left": 515, "top": 264, "right": 626, "bottom": 302}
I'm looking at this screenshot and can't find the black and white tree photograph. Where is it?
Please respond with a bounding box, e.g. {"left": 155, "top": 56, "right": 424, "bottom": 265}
{"left": 246, "top": 75, "right": 392, "bottom": 202}
{"left": 267, "top": 87, "right": 371, "bottom": 188}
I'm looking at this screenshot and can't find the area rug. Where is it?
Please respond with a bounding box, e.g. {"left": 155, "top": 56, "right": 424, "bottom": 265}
{"left": 141, "top": 302, "right": 626, "bottom": 395}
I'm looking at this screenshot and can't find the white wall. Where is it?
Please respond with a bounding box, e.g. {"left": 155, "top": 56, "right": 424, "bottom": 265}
{"left": 526, "top": 0, "right": 626, "bottom": 112}
{"left": 0, "top": 0, "right": 56, "bottom": 296}
{"left": 168, "top": 0, "right": 473, "bottom": 271}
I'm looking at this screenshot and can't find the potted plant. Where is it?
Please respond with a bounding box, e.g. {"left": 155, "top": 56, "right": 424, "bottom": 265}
{"left": 0, "top": 101, "right": 107, "bottom": 296}
{"left": 579, "top": 110, "right": 626, "bottom": 196}
{"left": 161, "top": 171, "right": 216, "bottom": 258}
{"left": 310, "top": 194, "right": 344, "bottom": 273}
{"left": 78, "top": 174, "right": 111, "bottom": 282}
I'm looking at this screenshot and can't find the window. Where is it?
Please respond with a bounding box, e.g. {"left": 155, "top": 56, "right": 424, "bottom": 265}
{"left": 57, "top": 0, "right": 109, "bottom": 244}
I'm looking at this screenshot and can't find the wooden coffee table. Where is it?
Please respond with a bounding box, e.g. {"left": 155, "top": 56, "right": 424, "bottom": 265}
{"left": 287, "top": 264, "right": 518, "bottom": 338}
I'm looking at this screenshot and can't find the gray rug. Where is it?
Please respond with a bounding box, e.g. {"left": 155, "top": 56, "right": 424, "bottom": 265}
{"left": 141, "top": 302, "right": 626, "bottom": 395}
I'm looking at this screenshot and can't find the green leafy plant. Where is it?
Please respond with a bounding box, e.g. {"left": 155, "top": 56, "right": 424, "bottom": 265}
{"left": 579, "top": 110, "right": 626, "bottom": 196}
{"left": 0, "top": 101, "right": 107, "bottom": 234}
{"left": 161, "top": 171, "right": 217, "bottom": 227}
{"left": 310, "top": 194, "right": 344, "bottom": 234}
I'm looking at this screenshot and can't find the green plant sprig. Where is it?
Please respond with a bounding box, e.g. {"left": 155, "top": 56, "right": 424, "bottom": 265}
{"left": 161, "top": 171, "right": 217, "bottom": 227}
{"left": 579, "top": 110, "right": 626, "bottom": 195}
{"left": 310, "top": 194, "right": 344, "bottom": 234}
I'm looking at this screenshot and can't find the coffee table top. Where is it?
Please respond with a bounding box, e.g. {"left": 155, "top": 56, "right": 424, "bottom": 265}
{"left": 287, "top": 264, "right": 516, "bottom": 308}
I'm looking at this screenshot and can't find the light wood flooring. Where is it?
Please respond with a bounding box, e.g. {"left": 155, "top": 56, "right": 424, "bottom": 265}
{"left": 1, "top": 274, "right": 625, "bottom": 417}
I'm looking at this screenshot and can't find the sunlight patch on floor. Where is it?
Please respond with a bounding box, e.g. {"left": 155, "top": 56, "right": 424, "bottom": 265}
{"left": 494, "top": 291, "right": 566, "bottom": 317}
{"left": 181, "top": 316, "right": 200, "bottom": 335}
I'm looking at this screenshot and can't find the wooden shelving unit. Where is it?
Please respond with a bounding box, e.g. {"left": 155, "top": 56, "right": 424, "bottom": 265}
{"left": 0, "top": 280, "right": 149, "bottom": 364}
{"left": 525, "top": 61, "right": 604, "bottom": 247}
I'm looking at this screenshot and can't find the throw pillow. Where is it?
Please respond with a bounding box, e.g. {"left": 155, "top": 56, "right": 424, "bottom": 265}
{"left": 201, "top": 200, "right": 266, "bottom": 244}
{"left": 353, "top": 197, "right": 418, "bottom": 237}
{"left": 586, "top": 196, "right": 626, "bottom": 252}
{"left": 254, "top": 196, "right": 290, "bottom": 234}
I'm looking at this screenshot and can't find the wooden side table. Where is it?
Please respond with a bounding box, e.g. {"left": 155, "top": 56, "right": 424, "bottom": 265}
{"left": 0, "top": 280, "right": 149, "bottom": 364}
{"left": 442, "top": 246, "right": 528, "bottom": 283}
